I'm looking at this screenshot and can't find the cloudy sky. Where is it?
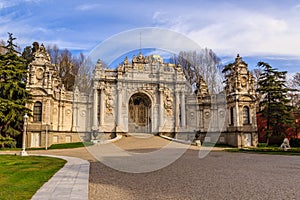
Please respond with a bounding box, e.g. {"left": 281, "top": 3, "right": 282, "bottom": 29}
{"left": 1, "top": 0, "right": 300, "bottom": 73}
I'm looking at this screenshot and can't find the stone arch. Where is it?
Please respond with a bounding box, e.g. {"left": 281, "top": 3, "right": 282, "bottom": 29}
{"left": 128, "top": 93, "right": 152, "bottom": 133}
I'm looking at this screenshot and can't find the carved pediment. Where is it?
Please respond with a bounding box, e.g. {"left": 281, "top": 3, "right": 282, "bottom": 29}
{"left": 32, "top": 43, "right": 51, "bottom": 63}
{"left": 31, "top": 88, "right": 47, "bottom": 96}
{"left": 240, "top": 95, "right": 254, "bottom": 101}
{"left": 132, "top": 52, "right": 149, "bottom": 64}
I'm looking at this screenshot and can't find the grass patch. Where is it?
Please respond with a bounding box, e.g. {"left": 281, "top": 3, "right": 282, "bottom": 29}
{"left": 48, "top": 142, "right": 93, "bottom": 149}
{"left": 0, "top": 155, "right": 66, "bottom": 200}
{"left": 0, "top": 148, "right": 21, "bottom": 151}
{"left": 201, "top": 142, "right": 233, "bottom": 148}
{"left": 1, "top": 142, "right": 94, "bottom": 151}
{"left": 226, "top": 147, "right": 300, "bottom": 155}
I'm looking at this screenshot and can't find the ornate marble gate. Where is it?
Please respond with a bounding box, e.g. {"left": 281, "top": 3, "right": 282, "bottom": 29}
{"left": 128, "top": 93, "right": 151, "bottom": 133}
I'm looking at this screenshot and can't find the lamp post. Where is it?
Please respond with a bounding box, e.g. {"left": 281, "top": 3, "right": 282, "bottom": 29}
{"left": 20, "top": 113, "right": 28, "bottom": 156}
{"left": 45, "top": 123, "right": 48, "bottom": 150}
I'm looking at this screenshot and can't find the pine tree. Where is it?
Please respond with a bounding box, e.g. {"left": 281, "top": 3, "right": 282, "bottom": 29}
{"left": 256, "top": 62, "right": 294, "bottom": 145}
{"left": 0, "top": 33, "right": 31, "bottom": 146}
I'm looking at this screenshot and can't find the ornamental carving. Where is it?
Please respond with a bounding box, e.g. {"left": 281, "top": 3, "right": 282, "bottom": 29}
{"left": 132, "top": 52, "right": 149, "bottom": 64}
{"left": 204, "top": 111, "right": 211, "bottom": 118}
{"left": 32, "top": 42, "right": 51, "bottom": 63}
{"left": 142, "top": 83, "right": 155, "bottom": 95}
{"left": 65, "top": 109, "right": 71, "bottom": 116}
{"left": 104, "top": 86, "right": 113, "bottom": 114}
{"left": 164, "top": 89, "right": 173, "bottom": 116}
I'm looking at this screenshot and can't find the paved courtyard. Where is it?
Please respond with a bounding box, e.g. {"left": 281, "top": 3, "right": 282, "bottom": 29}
{"left": 31, "top": 136, "right": 300, "bottom": 200}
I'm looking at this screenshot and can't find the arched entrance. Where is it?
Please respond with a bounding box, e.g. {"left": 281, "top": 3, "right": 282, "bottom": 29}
{"left": 128, "top": 93, "right": 151, "bottom": 133}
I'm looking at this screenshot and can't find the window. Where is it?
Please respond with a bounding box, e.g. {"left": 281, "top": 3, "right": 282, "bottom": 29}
{"left": 230, "top": 107, "right": 234, "bottom": 125}
{"left": 33, "top": 102, "right": 42, "bottom": 122}
{"left": 243, "top": 106, "right": 250, "bottom": 124}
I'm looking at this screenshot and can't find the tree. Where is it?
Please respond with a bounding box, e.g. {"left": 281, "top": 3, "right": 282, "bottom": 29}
{"left": 0, "top": 33, "right": 31, "bottom": 146}
{"left": 288, "top": 72, "right": 300, "bottom": 111}
{"left": 47, "top": 44, "right": 60, "bottom": 65}
{"left": 256, "top": 62, "right": 295, "bottom": 145}
{"left": 73, "top": 53, "right": 93, "bottom": 92}
{"left": 291, "top": 72, "right": 300, "bottom": 89}
{"left": 47, "top": 45, "right": 82, "bottom": 91}
{"left": 21, "top": 45, "right": 34, "bottom": 65}
{"left": 0, "top": 40, "right": 6, "bottom": 55}
{"left": 171, "top": 48, "right": 223, "bottom": 94}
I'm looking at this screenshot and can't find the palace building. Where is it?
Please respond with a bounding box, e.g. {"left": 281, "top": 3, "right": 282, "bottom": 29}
{"left": 25, "top": 43, "right": 257, "bottom": 148}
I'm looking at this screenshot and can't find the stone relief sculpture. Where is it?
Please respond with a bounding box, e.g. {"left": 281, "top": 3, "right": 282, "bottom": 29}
{"left": 104, "top": 86, "right": 113, "bottom": 114}
{"left": 132, "top": 52, "right": 149, "bottom": 64}
{"left": 196, "top": 78, "right": 209, "bottom": 97}
{"left": 32, "top": 42, "right": 51, "bottom": 62}
{"left": 164, "top": 89, "right": 173, "bottom": 116}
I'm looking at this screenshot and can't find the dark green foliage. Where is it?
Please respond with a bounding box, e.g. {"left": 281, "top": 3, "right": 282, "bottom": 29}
{"left": 290, "top": 138, "right": 300, "bottom": 147}
{"left": 0, "top": 135, "right": 16, "bottom": 148}
{"left": 21, "top": 45, "right": 34, "bottom": 65}
{"left": 0, "top": 33, "right": 31, "bottom": 140}
{"left": 256, "top": 62, "right": 295, "bottom": 144}
{"left": 268, "top": 135, "right": 285, "bottom": 146}
{"left": 48, "top": 142, "right": 93, "bottom": 149}
{"left": 227, "top": 147, "right": 300, "bottom": 155}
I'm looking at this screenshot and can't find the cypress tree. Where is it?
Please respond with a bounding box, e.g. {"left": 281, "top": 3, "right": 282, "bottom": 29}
{"left": 0, "top": 33, "right": 31, "bottom": 146}
{"left": 256, "top": 62, "right": 294, "bottom": 145}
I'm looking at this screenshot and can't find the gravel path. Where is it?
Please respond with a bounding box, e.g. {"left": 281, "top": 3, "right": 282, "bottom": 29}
{"left": 28, "top": 136, "right": 300, "bottom": 200}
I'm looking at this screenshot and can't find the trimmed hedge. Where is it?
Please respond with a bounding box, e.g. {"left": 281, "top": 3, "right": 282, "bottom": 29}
{"left": 290, "top": 138, "right": 300, "bottom": 147}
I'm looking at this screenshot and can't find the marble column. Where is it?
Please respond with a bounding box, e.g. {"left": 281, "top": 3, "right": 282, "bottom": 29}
{"left": 235, "top": 103, "right": 239, "bottom": 127}
{"left": 57, "top": 100, "right": 62, "bottom": 131}
{"left": 117, "top": 89, "right": 122, "bottom": 131}
{"left": 159, "top": 89, "right": 164, "bottom": 129}
{"left": 175, "top": 92, "right": 180, "bottom": 130}
{"left": 99, "top": 89, "right": 105, "bottom": 126}
{"left": 93, "top": 88, "right": 98, "bottom": 130}
{"left": 180, "top": 92, "right": 186, "bottom": 127}
{"left": 72, "top": 94, "right": 78, "bottom": 131}
{"left": 61, "top": 102, "right": 65, "bottom": 131}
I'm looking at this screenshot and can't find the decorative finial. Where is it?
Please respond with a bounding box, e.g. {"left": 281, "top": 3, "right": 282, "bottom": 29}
{"left": 124, "top": 56, "right": 128, "bottom": 65}
{"left": 96, "top": 59, "right": 103, "bottom": 69}
{"left": 236, "top": 54, "right": 242, "bottom": 62}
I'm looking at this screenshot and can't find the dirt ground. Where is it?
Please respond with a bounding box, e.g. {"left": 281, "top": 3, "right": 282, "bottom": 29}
{"left": 21, "top": 136, "right": 300, "bottom": 199}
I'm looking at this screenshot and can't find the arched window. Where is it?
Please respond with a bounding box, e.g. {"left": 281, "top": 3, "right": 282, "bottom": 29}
{"left": 33, "top": 102, "right": 42, "bottom": 122}
{"left": 230, "top": 107, "right": 234, "bottom": 125}
{"left": 243, "top": 106, "right": 250, "bottom": 124}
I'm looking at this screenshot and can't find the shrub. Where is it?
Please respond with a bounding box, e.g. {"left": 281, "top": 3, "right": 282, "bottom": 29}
{"left": 258, "top": 143, "right": 267, "bottom": 147}
{"left": 290, "top": 138, "right": 300, "bottom": 147}
{"left": 0, "top": 136, "right": 17, "bottom": 148}
{"left": 268, "top": 135, "right": 285, "bottom": 146}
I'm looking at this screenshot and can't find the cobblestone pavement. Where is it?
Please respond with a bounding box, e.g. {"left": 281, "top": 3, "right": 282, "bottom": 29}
{"left": 8, "top": 136, "right": 300, "bottom": 200}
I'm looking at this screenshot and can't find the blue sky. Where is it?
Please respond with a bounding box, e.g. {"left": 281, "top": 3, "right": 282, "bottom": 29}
{"left": 1, "top": 0, "right": 300, "bottom": 74}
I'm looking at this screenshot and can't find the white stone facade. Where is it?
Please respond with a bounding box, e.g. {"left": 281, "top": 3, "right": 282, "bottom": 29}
{"left": 25, "top": 44, "right": 257, "bottom": 148}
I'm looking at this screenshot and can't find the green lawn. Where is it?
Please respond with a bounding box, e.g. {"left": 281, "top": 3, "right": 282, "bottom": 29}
{"left": 48, "top": 141, "right": 94, "bottom": 149}
{"left": 0, "top": 155, "right": 66, "bottom": 200}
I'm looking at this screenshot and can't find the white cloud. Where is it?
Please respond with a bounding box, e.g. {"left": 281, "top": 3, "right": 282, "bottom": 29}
{"left": 152, "top": 5, "right": 300, "bottom": 58}
{"left": 76, "top": 3, "right": 102, "bottom": 11}
{"left": 0, "top": 0, "right": 41, "bottom": 9}
{"left": 0, "top": 0, "right": 16, "bottom": 9}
